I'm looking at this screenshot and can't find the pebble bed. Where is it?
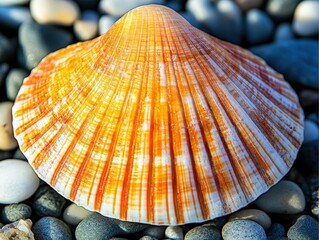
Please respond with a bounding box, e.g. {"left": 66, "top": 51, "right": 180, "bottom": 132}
{"left": 0, "top": 0, "right": 318, "bottom": 239}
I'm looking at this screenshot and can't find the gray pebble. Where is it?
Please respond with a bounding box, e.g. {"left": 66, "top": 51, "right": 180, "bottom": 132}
{"left": 139, "top": 237, "right": 158, "bottom": 240}
{"left": 165, "top": 226, "right": 183, "bottom": 240}
{"left": 250, "top": 39, "right": 319, "bottom": 89}
{"left": 142, "top": 226, "right": 165, "bottom": 239}
{"left": 222, "top": 220, "right": 267, "bottom": 240}
{"left": 303, "top": 120, "right": 319, "bottom": 143}
{"left": 274, "top": 23, "right": 294, "bottom": 41}
{"left": 0, "top": 34, "right": 14, "bottom": 64}
{"left": 229, "top": 209, "right": 271, "bottom": 230}
{"left": 311, "top": 190, "right": 319, "bottom": 217}
{"left": 18, "top": 21, "right": 73, "bottom": 70}
{"left": 1, "top": 203, "right": 32, "bottom": 223}
{"left": 115, "top": 218, "right": 148, "bottom": 233}
{"left": 245, "top": 9, "right": 274, "bottom": 44}
{"left": 287, "top": 215, "right": 319, "bottom": 240}
{"left": 33, "top": 216, "right": 73, "bottom": 240}
{"left": 33, "top": 185, "right": 66, "bottom": 218}
{"left": 267, "top": 223, "right": 285, "bottom": 240}
{"left": 0, "top": 6, "right": 31, "bottom": 28}
{"left": 185, "top": 225, "right": 221, "bottom": 240}
{"left": 5, "top": 68, "right": 28, "bottom": 101}
{"left": 0, "top": 63, "right": 9, "bottom": 87}
{"left": 266, "top": 0, "right": 300, "bottom": 20}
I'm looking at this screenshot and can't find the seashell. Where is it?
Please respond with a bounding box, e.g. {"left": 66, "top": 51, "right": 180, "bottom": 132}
{"left": 12, "top": 5, "right": 304, "bottom": 225}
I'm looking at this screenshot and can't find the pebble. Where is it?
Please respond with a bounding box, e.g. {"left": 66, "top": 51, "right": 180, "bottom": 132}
{"left": 0, "top": 219, "right": 34, "bottom": 240}
{"left": 19, "top": 21, "right": 73, "bottom": 70}
{"left": 274, "top": 23, "right": 294, "bottom": 41}
{"left": 222, "top": 219, "right": 267, "bottom": 240}
{"left": 74, "top": 10, "right": 99, "bottom": 41}
{"left": 266, "top": 223, "right": 285, "bottom": 240}
{"left": 250, "top": 39, "right": 319, "bottom": 89}
{"left": 99, "top": 15, "right": 118, "bottom": 35}
{"left": 254, "top": 180, "right": 306, "bottom": 214}
{"left": 185, "top": 225, "right": 221, "bottom": 240}
{"left": 287, "top": 215, "right": 319, "bottom": 240}
{"left": 0, "top": 102, "right": 18, "bottom": 151}
{"left": 32, "top": 216, "right": 73, "bottom": 240}
{"left": 0, "top": 159, "right": 39, "bottom": 204}
{"left": 303, "top": 120, "right": 319, "bottom": 143}
{"left": 234, "top": 0, "right": 264, "bottom": 11}
{"left": 0, "top": 64, "right": 9, "bottom": 87}
{"left": 266, "top": 0, "right": 300, "bottom": 21}
{"left": 33, "top": 185, "right": 67, "bottom": 218}
{"left": 202, "top": 216, "right": 227, "bottom": 229}
{"left": 99, "top": 0, "right": 165, "bottom": 16}
{"left": 115, "top": 218, "right": 148, "bottom": 233}
{"left": 293, "top": 0, "right": 319, "bottom": 36}
{"left": 311, "top": 190, "right": 319, "bottom": 217}
{"left": 165, "top": 226, "right": 183, "bottom": 240}
{"left": 1, "top": 203, "right": 32, "bottom": 223}
{"left": 229, "top": 209, "right": 271, "bottom": 230}
{"left": 245, "top": 9, "right": 274, "bottom": 44}
{"left": 5, "top": 68, "right": 28, "bottom": 101}
{"left": 0, "top": 6, "right": 31, "bottom": 28}
{"left": 0, "top": 0, "right": 29, "bottom": 5}
{"left": 139, "top": 236, "right": 158, "bottom": 240}
{"left": 30, "top": 0, "right": 80, "bottom": 26}
{"left": 142, "top": 226, "right": 165, "bottom": 239}
{"left": 307, "top": 112, "right": 318, "bottom": 124}
{"left": 62, "top": 203, "right": 93, "bottom": 226}
{"left": 0, "top": 34, "right": 14, "bottom": 64}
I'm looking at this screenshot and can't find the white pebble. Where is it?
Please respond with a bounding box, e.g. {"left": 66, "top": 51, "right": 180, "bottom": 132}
{"left": 74, "top": 11, "right": 98, "bottom": 41}
{"left": 303, "top": 119, "right": 319, "bottom": 143}
{"left": 0, "top": 102, "right": 18, "bottom": 150}
{"left": 293, "top": 0, "right": 319, "bottom": 36}
{"left": 0, "top": 159, "right": 40, "bottom": 204}
{"left": 30, "top": 0, "right": 80, "bottom": 26}
{"left": 63, "top": 203, "right": 93, "bottom": 226}
{"left": 165, "top": 226, "right": 183, "bottom": 240}
{"left": 229, "top": 209, "right": 271, "bottom": 230}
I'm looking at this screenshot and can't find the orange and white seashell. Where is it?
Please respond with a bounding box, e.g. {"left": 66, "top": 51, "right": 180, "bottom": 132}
{"left": 12, "top": 5, "right": 304, "bottom": 225}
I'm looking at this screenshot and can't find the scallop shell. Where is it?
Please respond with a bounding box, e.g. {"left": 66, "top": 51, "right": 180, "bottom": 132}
{"left": 12, "top": 5, "right": 304, "bottom": 225}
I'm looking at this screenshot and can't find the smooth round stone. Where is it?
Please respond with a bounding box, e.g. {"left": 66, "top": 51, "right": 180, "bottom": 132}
{"left": 75, "top": 213, "right": 123, "bottom": 240}
{"left": 245, "top": 9, "right": 274, "bottom": 44}
{"left": 1, "top": 203, "right": 32, "bottom": 223}
{"left": 30, "top": 0, "right": 80, "bottom": 26}
{"left": 99, "top": 0, "right": 164, "bottom": 16}
{"left": 266, "top": 223, "right": 285, "bottom": 240}
{"left": 287, "top": 215, "right": 319, "bottom": 240}
{"left": 293, "top": 0, "right": 319, "bottom": 36}
{"left": 250, "top": 40, "right": 319, "bottom": 89}
{"left": 274, "top": 23, "right": 294, "bottom": 41}
{"left": 99, "top": 15, "right": 118, "bottom": 35}
{"left": 0, "top": 159, "right": 40, "bottom": 204}
{"left": 165, "top": 226, "right": 183, "bottom": 240}
{"left": 311, "top": 190, "right": 319, "bottom": 217}
{"left": 5, "top": 68, "right": 28, "bottom": 101}
{"left": 142, "top": 226, "right": 165, "bottom": 239}
{"left": 0, "top": 0, "right": 29, "bottom": 5}
{"left": 33, "top": 216, "right": 73, "bottom": 240}
{"left": 19, "top": 21, "right": 73, "bottom": 70}
{"left": 74, "top": 10, "right": 98, "bottom": 41}
{"left": 33, "top": 185, "right": 66, "bottom": 218}
{"left": 0, "top": 34, "right": 14, "bottom": 64}
{"left": 266, "top": 0, "right": 300, "bottom": 20}
{"left": 229, "top": 209, "right": 271, "bottom": 230}
{"left": 303, "top": 120, "right": 319, "bottom": 143}
{"left": 0, "top": 6, "right": 31, "bottom": 28}
{"left": 185, "top": 226, "right": 221, "bottom": 240}
{"left": 222, "top": 220, "right": 267, "bottom": 240}
{"left": 254, "top": 180, "right": 306, "bottom": 214}
{"left": 62, "top": 203, "right": 93, "bottom": 226}
{"left": 234, "top": 0, "right": 263, "bottom": 11}
{"left": 0, "top": 102, "right": 18, "bottom": 151}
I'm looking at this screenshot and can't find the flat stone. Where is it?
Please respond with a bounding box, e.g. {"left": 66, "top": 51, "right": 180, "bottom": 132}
{"left": 287, "top": 215, "right": 319, "bottom": 240}
{"left": 165, "top": 226, "right": 183, "bottom": 240}
{"left": 33, "top": 217, "right": 72, "bottom": 240}
{"left": 63, "top": 203, "right": 93, "bottom": 226}
{"left": 229, "top": 209, "right": 272, "bottom": 230}
{"left": 185, "top": 225, "right": 222, "bottom": 240}
{"left": 293, "top": 0, "right": 319, "bottom": 36}
{"left": 222, "top": 220, "right": 267, "bottom": 240}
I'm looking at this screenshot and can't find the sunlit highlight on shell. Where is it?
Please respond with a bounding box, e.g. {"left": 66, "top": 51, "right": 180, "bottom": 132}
{"left": 12, "top": 5, "right": 304, "bottom": 225}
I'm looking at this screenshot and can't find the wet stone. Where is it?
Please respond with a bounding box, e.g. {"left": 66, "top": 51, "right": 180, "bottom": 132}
{"left": 1, "top": 203, "right": 32, "bottom": 224}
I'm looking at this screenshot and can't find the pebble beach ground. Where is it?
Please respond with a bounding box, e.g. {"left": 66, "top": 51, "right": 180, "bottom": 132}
{"left": 0, "top": 0, "right": 318, "bottom": 239}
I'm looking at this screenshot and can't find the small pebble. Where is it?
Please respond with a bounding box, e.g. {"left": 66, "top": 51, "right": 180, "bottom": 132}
{"left": 293, "top": 0, "right": 319, "bottom": 36}
{"left": 1, "top": 203, "right": 32, "bottom": 223}
{"left": 0, "top": 6, "right": 31, "bottom": 28}
{"left": 303, "top": 120, "right": 319, "bottom": 143}
{"left": 5, "top": 68, "right": 28, "bottom": 101}
{"left": 0, "top": 63, "right": 9, "bottom": 86}
{"left": 0, "top": 33, "right": 12, "bottom": 64}
{"left": 274, "top": 23, "right": 294, "bottom": 41}
{"left": 33, "top": 185, "right": 67, "bottom": 218}
{"left": 142, "top": 226, "right": 165, "bottom": 239}
{"left": 32, "top": 216, "right": 73, "bottom": 240}
{"left": 0, "top": 219, "right": 34, "bottom": 240}
{"left": 266, "top": 223, "right": 285, "bottom": 240}
{"left": 99, "top": 15, "right": 118, "bottom": 35}
{"left": 287, "top": 215, "right": 319, "bottom": 240}
{"left": 99, "top": 0, "right": 165, "bottom": 16}
{"left": 115, "top": 218, "right": 148, "bottom": 233}
{"left": 235, "top": 0, "right": 264, "bottom": 11}
{"left": 165, "top": 226, "right": 183, "bottom": 240}
{"left": 229, "top": 209, "right": 272, "bottom": 230}
{"left": 254, "top": 180, "right": 306, "bottom": 214}
{"left": 139, "top": 236, "right": 158, "bottom": 240}
{"left": 222, "top": 219, "right": 267, "bottom": 240}
{"left": 311, "top": 190, "right": 319, "bottom": 217}
{"left": 245, "top": 9, "right": 274, "bottom": 44}
{"left": 74, "top": 10, "right": 98, "bottom": 41}
{"left": 0, "top": 102, "right": 18, "bottom": 151}
{"left": 185, "top": 225, "right": 221, "bottom": 240}
{"left": 266, "top": 0, "right": 300, "bottom": 20}
{"left": 63, "top": 203, "right": 93, "bottom": 226}
{"left": 0, "top": 159, "right": 40, "bottom": 204}
{"left": 30, "top": 0, "right": 80, "bottom": 26}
